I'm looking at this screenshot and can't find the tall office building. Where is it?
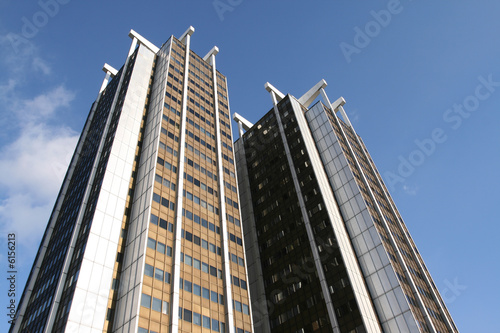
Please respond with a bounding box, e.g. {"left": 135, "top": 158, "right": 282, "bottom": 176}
{"left": 234, "top": 81, "right": 458, "bottom": 333}
{"left": 12, "top": 28, "right": 253, "bottom": 333}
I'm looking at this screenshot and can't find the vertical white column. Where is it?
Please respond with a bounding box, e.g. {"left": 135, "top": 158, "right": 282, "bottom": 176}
{"left": 208, "top": 53, "right": 236, "bottom": 333}
{"left": 170, "top": 28, "right": 194, "bottom": 332}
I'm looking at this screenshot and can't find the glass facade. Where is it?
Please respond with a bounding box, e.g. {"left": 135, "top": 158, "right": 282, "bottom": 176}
{"left": 236, "top": 90, "right": 458, "bottom": 333}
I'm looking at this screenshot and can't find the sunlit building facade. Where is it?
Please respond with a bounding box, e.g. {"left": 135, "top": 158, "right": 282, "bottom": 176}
{"left": 234, "top": 81, "right": 458, "bottom": 333}
{"left": 12, "top": 28, "right": 253, "bottom": 333}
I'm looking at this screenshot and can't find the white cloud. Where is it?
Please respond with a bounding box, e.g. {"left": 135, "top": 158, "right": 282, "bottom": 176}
{"left": 403, "top": 184, "right": 419, "bottom": 195}
{"left": 21, "top": 85, "right": 75, "bottom": 120}
{"left": 0, "top": 87, "right": 78, "bottom": 249}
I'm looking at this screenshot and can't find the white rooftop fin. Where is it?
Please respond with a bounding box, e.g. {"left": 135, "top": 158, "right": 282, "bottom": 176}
{"left": 179, "top": 26, "right": 195, "bottom": 44}
{"left": 264, "top": 82, "right": 285, "bottom": 102}
{"left": 102, "top": 63, "right": 118, "bottom": 76}
{"left": 128, "top": 29, "right": 160, "bottom": 53}
{"left": 298, "top": 79, "right": 328, "bottom": 108}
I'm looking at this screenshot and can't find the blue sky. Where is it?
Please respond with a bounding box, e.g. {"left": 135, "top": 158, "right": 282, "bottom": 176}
{"left": 0, "top": 1, "right": 498, "bottom": 331}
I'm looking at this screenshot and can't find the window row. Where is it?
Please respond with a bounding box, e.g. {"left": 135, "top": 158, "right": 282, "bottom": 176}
{"left": 144, "top": 263, "right": 171, "bottom": 284}
{"left": 230, "top": 253, "right": 245, "bottom": 267}
{"left": 219, "top": 99, "right": 228, "bottom": 110}
{"left": 154, "top": 173, "right": 176, "bottom": 191}
{"left": 217, "top": 83, "right": 227, "bottom": 93}
{"left": 220, "top": 118, "right": 230, "bottom": 132}
{"left": 223, "top": 166, "right": 236, "bottom": 179}
{"left": 166, "top": 81, "right": 182, "bottom": 95}
{"left": 184, "top": 172, "right": 217, "bottom": 197}
{"left": 140, "top": 293, "right": 169, "bottom": 315}
{"left": 183, "top": 190, "right": 220, "bottom": 215}
{"left": 226, "top": 213, "right": 240, "bottom": 227}
{"left": 225, "top": 196, "right": 239, "bottom": 209}
{"left": 157, "top": 157, "right": 178, "bottom": 174}
{"left": 233, "top": 300, "right": 250, "bottom": 315}
{"left": 231, "top": 275, "right": 247, "bottom": 290}
{"left": 179, "top": 306, "right": 225, "bottom": 332}
{"left": 159, "top": 141, "right": 178, "bottom": 158}
{"left": 186, "top": 129, "right": 216, "bottom": 153}
{"left": 188, "top": 85, "right": 213, "bottom": 107}
{"left": 187, "top": 116, "right": 215, "bottom": 140}
{"left": 181, "top": 228, "right": 221, "bottom": 256}
{"left": 164, "top": 102, "right": 181, "bottom": 117}
{"left": 150, "top": 213, "right": 174, "bottom": 233}
{"left": 188, "top": 105, "right": 214, "bottom": 127}
{"left": 185, "top": 157, "right": 217, "bottom": 181}
{"left": 221, "top": 140, "right": 233, "bottom": 153}
{"left": 186, "top": 142, "right": 215, "bottom": 166}
{"left": 228, "top": 232, "right": 242, "bottom": 246}
{"left": 165, "top": 91, "right": 181, "bottom": 106}
{"left": 180, "top": 277, "right": 223, "bottom": 305}
{"left": 161, "top": 127, "right": 179, "bottom": 143}
{"left": 162, "top": 113, "right": 180, "bottom": 130}
{"left": 180, "top": 252, "right": 222, "bottom": 279}
{"left": 168, "top": 63, "right": 183, "bottom": 77}
{"left": 188, "top": 71, "right": 212, "bottom": 92}
{"left": 168, "top": 71, "right": 183, "bottom": 85}
{"left": 147, "top": 237, "right": 173, "bottom": 257}
{"left": 220, "top": 129, "right": 232, "bottom": 140}
{"left": 182, "top": 208, "right": 221, "bottom": 235}
{"left": 222, "top": 153, "right": 234, "bottom": 165}
{"left": 152, "top": 192, "right": 175, "bottom": 211}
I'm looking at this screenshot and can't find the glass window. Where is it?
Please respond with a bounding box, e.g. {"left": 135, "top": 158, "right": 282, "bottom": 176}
{"left": 165, "top": 272, "right": 171, "bottom": 284}
{"left": 193, "top": 312, "right": 201, "bottom": 326}
{"left": 193, "top": 258, "right": 201, "bottom": 270}
{"left": 202, "top": 287, "right": 210, "bottom": 300}
{"left": 202, "top": 262, "right": 209, "bottom": 273}
{"left": 144, "top": 264, "right": 154, "bottom": 277}
{"left": 141, "top": 293, "right": 151, "bottom": 308}
{"left": 152, "top": 297, "right": 162, "bottom": 312}
{"left": 185, "top": 255, "right": 192, "bottom": 266}
{"left": 193, "top": 283, "right": 201, "bottom": 296}
{"left": 211, "top": 291, "right": 218, "bottom": 303}
{"left": 155, "top": 268, "right": 164, "bottom": 281}
{"left": 150, "top": 214, "right": 159, "bottom": 225}
{"left": 183, "top": 309, "right": 192, "bottom": 323}
{"left": 203, "top": 315, "right": 211, "bottom": 328}
{"left": 162, "top": 301, "right": 169, "bottom": 314}
{"left": 147, "top": 238, "right": 156, "bottom": 250}
{"left": 157, "top": 242, "right": 166, "bottom": 255}
{"left": 212, "top": 319, "right": 220, "bottom": 332}
{"left": 184, "top": 280, "right": 192, "bottom": 293}
{"left": 235, "top": 301, "right": 242, "bottom": 312}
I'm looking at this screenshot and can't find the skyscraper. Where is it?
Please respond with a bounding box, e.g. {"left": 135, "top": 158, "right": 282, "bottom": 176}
{"left": 234, "top": 81, "right": 458, "bottom": 333}
{"left": 12, "top": 28, "right": 253, "bottom": 333}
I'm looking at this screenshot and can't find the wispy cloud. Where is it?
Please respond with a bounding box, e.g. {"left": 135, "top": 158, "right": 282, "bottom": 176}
{"left": 0, "top": 88, "right": 78, "bottom": 248}
{"left": 403, "top": 184, "right": 419, "bottom": 195}
{"left": 0, "top": 35, "right": 78, "bottom": 252}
